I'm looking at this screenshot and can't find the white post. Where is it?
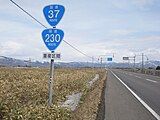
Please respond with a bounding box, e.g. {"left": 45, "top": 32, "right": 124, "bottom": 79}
{"left": 48, "top": 51, "right": 55, "bottom": 106}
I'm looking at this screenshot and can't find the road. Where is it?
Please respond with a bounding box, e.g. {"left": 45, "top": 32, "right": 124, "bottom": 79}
{"left": 104, "top": 69, "right": 160, "bottom": 120}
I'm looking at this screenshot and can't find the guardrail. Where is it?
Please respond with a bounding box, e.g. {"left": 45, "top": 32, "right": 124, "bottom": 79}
{"left": 122, "top": 68, "right": 160, "bottom": 77}
{"left": 143, "top": 69, "right": 160, "bottom": 76}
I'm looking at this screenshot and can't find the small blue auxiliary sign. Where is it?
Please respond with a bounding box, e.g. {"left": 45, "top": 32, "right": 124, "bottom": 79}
{"left": 107, "top": 57, "right": 113, "bottom": 61}
{"left": 43, "top": 5, "right": 65, "bottom": 27}
{"left": 42, "top": 29, "right": 64, "bottom": 51}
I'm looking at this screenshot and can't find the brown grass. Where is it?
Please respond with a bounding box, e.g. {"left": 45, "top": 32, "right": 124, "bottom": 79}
{"left": 71, "top": 69, "right": 106, "bottom": 120}
{"left": 0, "top": 67, "right": 104, "bottom": 120}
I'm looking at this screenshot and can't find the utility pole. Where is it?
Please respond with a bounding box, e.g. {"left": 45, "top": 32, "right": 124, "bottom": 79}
{"left": 134, "top": 55, "right": 136, "bottom": 69}
{"left": 92, "top": 56, "right": 94, "bottom": 69}
{"left": 142, "top": 53, "right": 144, "bottom": 73}
{"left": 29, "top": 58, "right": 31, "bottom": 67}
{"left": 101, "top": 57, "right": 103, "bottom": 69}
{"left": 98, "top": 53, "right": 114, "bottom": 69}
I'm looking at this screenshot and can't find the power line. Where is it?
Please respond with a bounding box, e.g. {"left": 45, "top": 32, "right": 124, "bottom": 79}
{"left": 9, "top": 0, "right": 92, "bottom": 59}
{"left": 10, "top": 0, "right": 47, "bottom": 28}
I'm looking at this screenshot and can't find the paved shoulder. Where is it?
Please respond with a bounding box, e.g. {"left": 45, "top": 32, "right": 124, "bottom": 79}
{"left": 104, "top": 70, "right": 156, "bottom": 120}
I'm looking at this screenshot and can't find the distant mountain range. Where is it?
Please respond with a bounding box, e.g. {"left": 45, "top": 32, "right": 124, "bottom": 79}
{"left": 0, "top": 56, "right": 160, "bottom": 68}
{"left": 0, "top": 56, "right": 49, "bottom": 67}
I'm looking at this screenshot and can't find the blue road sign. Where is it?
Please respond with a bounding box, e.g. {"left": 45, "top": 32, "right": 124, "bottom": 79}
{"left": 43, "top": 5, "right": 65, "bottom": 27}
{"left": 107, "top": 57, "right": 113, "bottom": 61}
{"left": 42, "top": 29, "right": 64, "bottom": 51}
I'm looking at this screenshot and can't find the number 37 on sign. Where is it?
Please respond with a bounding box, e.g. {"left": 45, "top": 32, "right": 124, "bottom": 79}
{"left": 43, "top": 5, "right": 65, "bottom": 27}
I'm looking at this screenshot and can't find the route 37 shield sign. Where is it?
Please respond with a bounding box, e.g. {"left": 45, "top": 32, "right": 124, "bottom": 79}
{"left": 43, "top": 5, "right": 65, "bottom": 27}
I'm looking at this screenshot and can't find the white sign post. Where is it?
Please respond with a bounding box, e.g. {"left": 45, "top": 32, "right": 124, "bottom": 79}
{"left": 42, "top": 52, "right": 61, "bottom": 106}
{"left": 48, "top": 51, "right": 54, "bottom": 106}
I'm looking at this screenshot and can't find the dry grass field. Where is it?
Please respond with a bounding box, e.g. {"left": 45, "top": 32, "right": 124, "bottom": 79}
{"left": 0, "top": 67, "right": 104, "bottom": 120}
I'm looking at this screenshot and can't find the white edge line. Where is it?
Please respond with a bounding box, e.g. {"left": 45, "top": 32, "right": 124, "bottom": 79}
{"left": 110, "top": 70, "right": 160, "bottom": 120}
{"left": 146, "top": 79, "right": 157, "bottom": 83}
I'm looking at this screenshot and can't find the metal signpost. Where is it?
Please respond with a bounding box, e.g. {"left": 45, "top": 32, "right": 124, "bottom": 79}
{"left": 99, "top": 53, "right": 114, "bottom": 68}
{"left": 42, "top": 4, "right": 65, "bottom": 106}
{"left": 123, "top": 56, "right": 137, "bottom": 69}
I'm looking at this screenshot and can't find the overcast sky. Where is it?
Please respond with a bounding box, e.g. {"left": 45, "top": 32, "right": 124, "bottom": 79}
{"left": 0, "top": 0, "right": 160, "bottom": 62}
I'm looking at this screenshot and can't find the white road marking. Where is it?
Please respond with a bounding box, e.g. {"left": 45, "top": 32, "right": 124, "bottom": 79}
{"left": 135, "top": 76, "right": 142, "bottom": 79}
{"left": 110, "top": 70, "right": 160, "bottom": 120}
{"left": 146, "top": 79, "right": 157, "bottom": 83}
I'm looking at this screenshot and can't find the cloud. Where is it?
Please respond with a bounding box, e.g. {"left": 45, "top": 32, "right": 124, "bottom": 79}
{"left": 0, "top": 41, "right": 23, "bottom": 55}
{"left": 133, "top": 0, "right": 157, "bottom": 7}
{"left": 108, "top": 29, "right": 133, "bottom": 36}
{"left": 110, "top": 0, "right": 157, "bottom": 10}
{"left": 140, "top": 36, "right": 160, "bottom": 42}
{"left": 110, "top": 0, "right": 130, "bottom": 10}
{"left": 0, "top": 0, "right": 160, "bottom": 63}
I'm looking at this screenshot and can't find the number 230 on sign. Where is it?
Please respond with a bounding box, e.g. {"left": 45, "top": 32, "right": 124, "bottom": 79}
{"left": 42, "top": 29, "right": 64, "bottom": 51}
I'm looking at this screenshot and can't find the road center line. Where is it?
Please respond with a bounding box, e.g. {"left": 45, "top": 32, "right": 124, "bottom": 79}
{"left": 146, "top": 79, "right": 157, "bottom": 83}
{"left": 110, "top": 70, "right": 160, "bottom": 120}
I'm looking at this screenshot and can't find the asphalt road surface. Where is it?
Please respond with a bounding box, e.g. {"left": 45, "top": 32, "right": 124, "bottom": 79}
{"left": 104, "top": 69, "right": 160, "bottom": 120}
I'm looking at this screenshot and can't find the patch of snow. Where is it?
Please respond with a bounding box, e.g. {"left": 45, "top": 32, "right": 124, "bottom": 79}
{"left": 88, "top": 74, "right": 99, "bottom": 88}
{"left": 61, "top": 74, "right": 99, "bottom": 111}
{"left": 61, "top": 92, "right": 82, "bottom": 111}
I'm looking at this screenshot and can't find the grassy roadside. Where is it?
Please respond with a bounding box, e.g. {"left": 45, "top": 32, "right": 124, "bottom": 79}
{"left": 71, "top": 69, "right": 106, "bottom": 120}
{"left": 0, "top": 67, "right": 105, "bottom": 119}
